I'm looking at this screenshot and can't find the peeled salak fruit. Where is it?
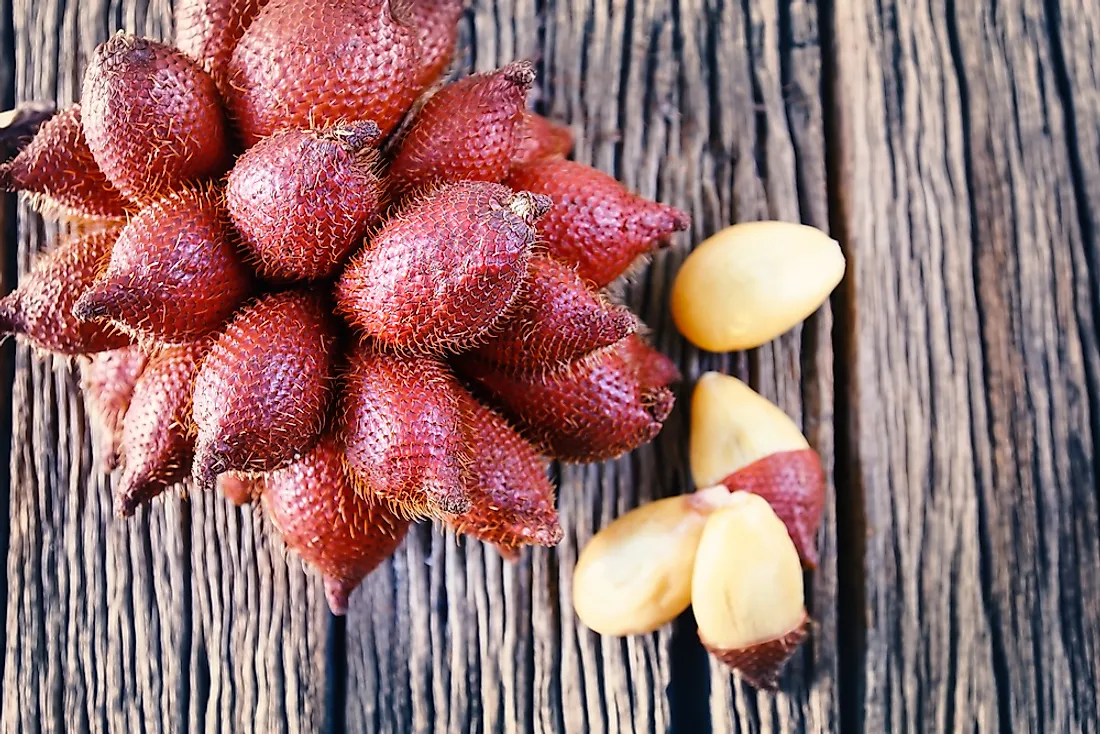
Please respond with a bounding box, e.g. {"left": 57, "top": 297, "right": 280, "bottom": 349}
{"left": 81, "top": 33, "right": 229, "bottom": 202}
{"left": 460, "top": 336, "right": 677, "bottom": 462}
{"left": 472, "top": 256, "right": 637, "bottom": 372}
{"left": 79, "top": 345, "right": 149, "bottom": 470}
{"left": 175, "top": 0, "right": 268, "bottom": 89}
{"left": 506, "top": 159, "right": 690, "bottom": 286}
{"left": 689, "top": 372, "right": 825, "bottom": 566}
{"left": 73, "top": 186, "right": 253, "bottom": 345}
{"left": 226, "top": 121, "right": 386, "bottom": 281}
{"left": 336, "top": 182, "right": 551, "bottom": 354}
{"left": 512, "top": 112, "right": 573, "bottom": 167}
{"left": 115, "top": 342, "right": 207, "bottom": 517}
{"left": 227, "top": 0, "right": 423, "bottom": 145}
{"left": 263, "top": 431, "right": 410, "bottom": 615}
{"left": 0, "top": 230, "right": 131, "bottom": 355}
{"left": 0, "top": 105, "right": 131, "bottom": 219}
{"left": 446, "top": 387, "right": 562, "bottom": 558}
{"left": 341, "top": 346, "right": 469, "bottom": 517}
{"left": 405, "top": 0, "right": 464, "bottom": 87}
{"left": 192, "top": 291, "right": 338, "bottom": 489}
{"left": 389, "top": 61, "right": 536, "bottom": 193}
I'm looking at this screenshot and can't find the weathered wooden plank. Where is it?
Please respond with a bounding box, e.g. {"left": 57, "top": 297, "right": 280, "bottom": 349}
{"left": 1, "top": 2, "right": 333, "bottom": 732}
{"left": 831, "top": 0, "right": 1100, "bottom": 731}
{"left": 344, "top": 1, "right": 838, "bottom": 732}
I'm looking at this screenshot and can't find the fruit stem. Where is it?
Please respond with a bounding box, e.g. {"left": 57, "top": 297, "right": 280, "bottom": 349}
{"left": 336, "top": 120, "right": 382, "bottom": 152}
{"left": 0, "top": 296, "right": 23, "bottom": 335}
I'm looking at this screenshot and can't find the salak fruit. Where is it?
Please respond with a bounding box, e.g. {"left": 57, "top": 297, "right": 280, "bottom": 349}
{"left": 79, "top": 345, "right": 149, "bottom": 470}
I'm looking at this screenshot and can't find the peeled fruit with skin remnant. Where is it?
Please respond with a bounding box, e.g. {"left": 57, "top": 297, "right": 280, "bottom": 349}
{"left": 263, "top": 431, "right": 410, "bottom": 615}
{"left": 506, "top": 158, "right": 690, "bottom": 287}
{"left": 405, "top": 0, "right": 464, "bottom": 87}
{"left": 227, "top": 0, "right": 422, "bottom": 146}
{"left": 341, "top": 346, "right": 469, "bottom": 517}
{"left": 671, "top": 221, "right": 845, "bottom": 352}
{"left": 0, "top": 105, "right": 131, "bottom": 219}
{"left": 175, "top": 0, "right": 268, "bottom": 89}
{"left": 80, "top": 345, "right": 149, "bottom": 471}
{"left": 691, "top": 491, "right": 809, "bottom": 690}
{"left": 690, "top": 372, "right": 825, "bottom": 566}
{"left": 447, "top": 386, "right": 562, "bottom": 557}
{"left": 573, "top": 486, "right": 731, "bottom": 636}
{"left": 74, "top": 186, "right": 253, "bottom": 345}
{"left": 336, "top": 181, "right": 550, "bottom": 354}
{"left": 115, "top": 342, "right": 207, "bottom": 517}
{"left": 472, "top": 256, "right": 637, "bottom": 372}
{"left": 0, "top": 230, "right": 131, "bottom": 355}
{"left": 389, "top": 61, "right": 535, "bottom": 193}
{"left": 192, "top": 291, "right": 337, "bottom": 490}
{"left": 226, "top": 121, "right": 385, "bottom": 282}
{"left": 512, "top": 112, "right": 573, "bottom": 167}
{"left": 81, "top": 33, "right": 229, "bottom": 202}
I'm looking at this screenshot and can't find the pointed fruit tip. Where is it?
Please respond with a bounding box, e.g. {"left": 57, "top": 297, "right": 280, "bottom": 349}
{"left": 0, "top": 297, "right": 22, "bottom": 335}
{"left": 643, "top": 387, "right": 675, "bottom": 425}
{"left": 339, "top": 120, "right": 382, "bottom": 150}
{"left": 0, "top": 161, "right": 14, "bottom": 191}
{"left": 508, "top": 191, "right": 553, "bottom": 223}
{"left": 72, "top": 289, "right": 111, "bottom": 322}
{"left": 501, "top": 60, "right": 537, "bottom": 89}
{"left": 323, "top": 576, "right": 352, "bottom": 616}
{"left": 703, "top": 615, "right": 810, "bottom": 690}
{"left": 191, "top": 444, "right": 221, "bottom": 493}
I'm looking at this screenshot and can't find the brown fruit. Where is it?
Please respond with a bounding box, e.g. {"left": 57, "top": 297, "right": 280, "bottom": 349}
{"left": 0, "top": 105, "right": 131, "bottom": 219}
{"left": 263, "top": 431, "right": 410, "bottom": 615}
{"left": 175, "top": 0, "right": 269, "bottom": 89}
{"left": 226, "top": 122, "right": 386, "bottom": 281}
{"left": 0, "top": 230, "right": 131, "bottom": 355}
{"left": 341, "top": 346, "right": 469, "bottom": 517}
{"left": 506, "top": 158, "right": 690, "bottom": 286}
{"left": 512, "top": 112, "right": 573, "bottom": 167}
{"left": 336, "top": 181, "right": 550, "bottom": 354}
{"left": 458, "top": 337, "right": 675, "bottom": 462}
{"left": 405, "top": 0, "right": 464, "bottom": 87}
{"left": 447, "top": 386, "right": 562, "bottom": 557}
{"left": 192, "top": 291, "right": 338, "bottom": 489}
{"left": 227, "top": 0, "right": 423, "bottom": 146}
{"left": 389, "top": 61, "right": 535, "bottom": 193}
{"left": 81, "top": 33, "right": 229, "bottom": 202}
{"left": 218, "top": 472, "right": 263, "bottom": 506}
{"left": 115, "top": 342, "right": 208, "bottom": 517}
{"left": 73, "top": 186, "right": 253, "bottom": 345}
{"left": 471, "top": 255, "right": 637, "bottom": 371}
{"left": 79, "top": 345, "right": 149, "bottom": 470}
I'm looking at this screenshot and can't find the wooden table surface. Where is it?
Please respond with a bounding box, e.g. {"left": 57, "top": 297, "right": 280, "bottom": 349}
{"left": 2, "top": 0, "right": 1099, "bottom": 732}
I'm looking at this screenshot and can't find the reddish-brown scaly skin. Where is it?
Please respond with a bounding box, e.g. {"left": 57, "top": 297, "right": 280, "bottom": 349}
{"left": 263, "top": 431, "right": 410, "bottom": 615}
{"left": 717, "top": 449, "right": 825, "bottom": 568}
{"left": 447, "top": 386, "right": 562, "bottom": 557}
{"left": 702, "top": 615, "right": 810, "bottom": 691}
{"left": 405, "top": 0, "right": 465, "bottom": 87}
{"left": 192, "top": 291, "right": 338, "bottom": 489}
{"left": 506, "top": 158, "right": 690, "bottom": 286}
{"left": 336, "top": 181, "right": 551, "bottom": 354}
{"left": 175, "top": 0, "right": 269, "bottom": 91}
{"left": 0, "top": 230, "right": 131, "bottom": 355}
{"left": 227, "top": 0, "right": 423, "bottom": 146}
{"left": 79, "top": 345, "right": 149, "bottom": 471}
{"left": 218, "top": 472, "right": 264, "bottom": 505}
{"left": 81, "top": 33, "right": 229, "bottom": 202}
{"left": 341, "top": 346, "right": 469, "bottom": 517}
{"left": 618, "top": 333, "right": 681, "bottom": 386}
{"left": 458, "top": 337, "right": 676, "bottom": 462}
{"left": 226, "top": 122, "right": 386, "bottom": 282}
{"left": 472, "top": 255, "right": 637, "bottom": 372}
{"left": 0, "top": 105, "right": 132, "bottom": 219}
{"left": 73, "top": 186, "right": 253, "bottom": 345}
{"left": 389, "top": 61, "right": 535, "bottom": 193}
{"left": 512, "top": 112, "right": 573, "bottom": 167}
{"left": 115, "top": 342, "right": 208, "bottom": 517}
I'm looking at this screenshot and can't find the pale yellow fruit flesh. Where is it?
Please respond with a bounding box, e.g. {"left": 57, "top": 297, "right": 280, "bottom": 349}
{"left": 671, "top": 221, "right": 845, "bottom": 352}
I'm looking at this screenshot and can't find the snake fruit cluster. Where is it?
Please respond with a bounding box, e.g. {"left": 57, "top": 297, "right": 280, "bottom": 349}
{"left": 0, "top": 0, "right": 689, "bottom": 616}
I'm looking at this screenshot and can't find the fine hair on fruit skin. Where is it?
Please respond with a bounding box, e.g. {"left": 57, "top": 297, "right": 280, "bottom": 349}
{"left": 79, "top": 345, "right": 149, "bottom": 471}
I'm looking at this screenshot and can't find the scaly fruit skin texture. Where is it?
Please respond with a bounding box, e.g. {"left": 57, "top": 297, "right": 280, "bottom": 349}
{"left": 512, "top": 112, "right": 573, "bottom": 167}
{"left": 74, "top": 186, "right": 253, "bottom": 345}
{"left": 226, "top": 122, "right": 385, "bottom": 281}
{"left": 0, "top": 230, "right": 131, "bottom": 355}
{"left": 0, "top": 105, "right": 131, "bottom": 219}
{"left": 389, "top": 61, "right": 535, "bottom": 193}
{"left": 263, "top": 431, "right": 410, "bottom": 615}
{"left": 115, "top": 342, "right": 208, "bottom": 517}
{"left": 341, "top": 346, "right": 470, "bottom": 518}
{"left": 336, "top": 182, "right": 551, "bottom": 354}
{"left": 80, "top": 345, "right": 149, "bottom": 471}
{"left": 175, "top": 0, "right": 268, "bottom": 89}
{"left": 81, "top": 33, "right": 229, "bottom": 202}
{"left": 227, "top": 0, "right": 423, "bottom": 145}
{"left": 405, "top": 0, "right": 464, "bottom": 87}
{"left": 507, "top": 158, "right": 690, "bottom": 287}
{"left": 448, "top": 387, "right": 562, "bottom": 557}
{"left": 472, "top": 256, "right": 637, "bottom": 372}
{"left": 192, "top": 291, "right": 337, "bottom": 489}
